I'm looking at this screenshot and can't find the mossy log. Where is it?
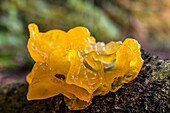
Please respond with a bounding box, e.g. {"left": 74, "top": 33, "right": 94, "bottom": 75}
{"left": 0, "top": 50, "right": 169, "bottom": 113}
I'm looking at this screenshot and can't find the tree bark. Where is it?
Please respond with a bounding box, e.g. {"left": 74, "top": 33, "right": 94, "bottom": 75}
{"left": 0, "top": 50, "right": 169, "bottom": 113}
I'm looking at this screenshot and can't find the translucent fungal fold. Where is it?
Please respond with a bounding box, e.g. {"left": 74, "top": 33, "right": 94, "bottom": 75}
{"left": 27, "top": 23, "right": 144, "bottom": 110}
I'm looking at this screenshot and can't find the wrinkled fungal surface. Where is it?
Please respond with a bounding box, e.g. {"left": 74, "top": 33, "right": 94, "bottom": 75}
{"left": 26, "top": 23, "right": 144, "bottom": 110}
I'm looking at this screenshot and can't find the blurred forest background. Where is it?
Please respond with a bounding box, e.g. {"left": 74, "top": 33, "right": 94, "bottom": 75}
{"left": 0, "top": 0, "right": 170, "bottom": 84}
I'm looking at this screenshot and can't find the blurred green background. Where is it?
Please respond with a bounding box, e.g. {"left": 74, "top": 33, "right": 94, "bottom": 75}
{"left": 0, "top": 0, "right": 170, "bottom": 73}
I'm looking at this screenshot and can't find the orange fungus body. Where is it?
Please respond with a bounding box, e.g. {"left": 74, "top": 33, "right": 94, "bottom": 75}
{"left": 26, "top": 23, "right": 144, "bottom": 110}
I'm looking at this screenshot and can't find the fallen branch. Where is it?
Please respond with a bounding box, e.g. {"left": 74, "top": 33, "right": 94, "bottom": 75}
{"left": 0, "top": 50, "right": 169, "bottom": 113}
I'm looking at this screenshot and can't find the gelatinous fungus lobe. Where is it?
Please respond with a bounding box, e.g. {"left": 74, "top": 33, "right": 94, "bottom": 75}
{"left": 26, "top": 23, "right": 144, "bottom": 110}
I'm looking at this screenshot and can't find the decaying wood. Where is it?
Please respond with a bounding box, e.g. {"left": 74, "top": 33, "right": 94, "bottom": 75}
{"left": 0, "top": 50, "right": 169, "bottom": 113}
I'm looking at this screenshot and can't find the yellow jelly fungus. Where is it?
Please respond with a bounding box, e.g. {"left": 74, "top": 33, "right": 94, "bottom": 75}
{"left": 27, "top": 23, "right": 144, "bottom": 110}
